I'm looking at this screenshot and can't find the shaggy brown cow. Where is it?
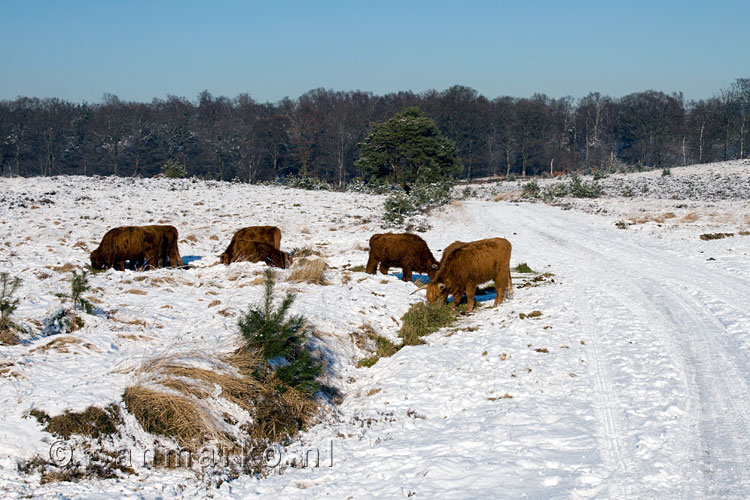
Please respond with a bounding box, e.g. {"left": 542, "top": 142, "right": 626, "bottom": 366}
{"left": 366, "top": 232, "right": 439, "bottom": 282}
{"left": 425, "top": 237, "right": 513, "bottom": 312}
{"left": 90, "top": 225, "right": 183, "bottom": 271}
{"left": 219, "top": 226, "right": 282, "bottom": 265}
{"left": 223, "top": 240, "right": 293, "bottom": 268}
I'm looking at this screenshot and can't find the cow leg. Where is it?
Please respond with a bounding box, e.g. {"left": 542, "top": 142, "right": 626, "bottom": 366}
{"left": 449, "top": 287, "right": 460, "bottom": 309}
{"left": 365, "top": 255, "right": 378, "bottom": 275}
{"left": 506, "top": 267, "right": 514, "bottom": 299}
{"left": 170, "top": 248, "right": 183, "bottom": 268}
{"left": 402, "top": 267, "right": 411, "bottom": 282}
{"left": 494, "top": 270, "right": 508, "bottom": 306}
{"left": 465, "top": 284, "right": 476, "bottom": 312}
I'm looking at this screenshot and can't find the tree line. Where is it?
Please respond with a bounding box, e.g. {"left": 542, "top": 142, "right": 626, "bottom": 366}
{"left": 1, "top": 79, "right": 748, "bottom": 182}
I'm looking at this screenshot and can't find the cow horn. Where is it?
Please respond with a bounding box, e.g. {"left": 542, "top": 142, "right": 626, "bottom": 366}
{"left": 410, "top": 283, "right": 430, "bottom": 295}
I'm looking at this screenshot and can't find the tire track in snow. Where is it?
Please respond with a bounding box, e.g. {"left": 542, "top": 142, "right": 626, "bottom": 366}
{"left": 513, "top": 203, "right": 750, "bottom": 498}
{"left": 643, "top": 278, "right": 750, "bottom": 498}
{"left": 573, "top": 290, "right": 639, "bottom": 499}
{"left": 595, "top": 281, "right": 703, "bottom": 496}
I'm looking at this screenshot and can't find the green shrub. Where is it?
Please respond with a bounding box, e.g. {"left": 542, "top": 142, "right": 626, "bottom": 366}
{"left": 568, "top": 174, "right": 603, "bottom": 198}
{"left": 161, "top": 158, "right": 186, "bottom": 179}
{"left": 0, "top": 273, "right": 24, "bottom": 343}
{"left": 541, "top": 174, "right": 604, "bottom": 200}
{"left": 282, "top": 175, "right": 331, "bottom": 191}
{"left": 398, "top": 301, "right": 456, "bottom": 347}
{"left": 357, "top": 332, "right": 399, "bottom": 368}
{"left": 383, "top": 191, "right": 416, "bottom": 225}
{"left": 521, "top": 180, "right": 540, "bottom": 199}
{"left": 662, "top": 167, "right": 671, "bottom": 176}
{"left": 383, "top": 179, "right": 453, "bottom": 225}
{"left": 513, "top": 263, "right": 535, "bottom": 273}
{"left": 542, "top": 182, "right": 569, "bottom": 200}
{"left": 54, "top": 270, "right": 93, "bottom": 332}
{"left": 238, "top": 269, "right": 321, "bottom": 394}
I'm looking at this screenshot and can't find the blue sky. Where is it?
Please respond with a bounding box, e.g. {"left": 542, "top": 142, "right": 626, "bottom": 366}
{"left": 1, "top": 0, "right": 748, "bottom": 104}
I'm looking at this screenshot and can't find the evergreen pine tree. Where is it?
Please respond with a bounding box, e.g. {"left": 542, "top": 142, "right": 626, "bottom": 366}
{"left": 238, "top": 269, "right": 321, "bottom": 393}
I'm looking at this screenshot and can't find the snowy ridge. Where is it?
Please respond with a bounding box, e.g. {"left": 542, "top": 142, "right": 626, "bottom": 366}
{"left": 1, "top": 162, "right": 750, "bottom": 498}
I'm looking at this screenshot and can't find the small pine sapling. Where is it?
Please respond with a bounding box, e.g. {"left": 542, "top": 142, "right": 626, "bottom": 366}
{"left": 0, "top": 273, "right": 24, "bottom": 343}
{"left": 55, "top": 270, "right": 93, "bottom": 332}
{"left": 238, "top": 269, "right": 321, "bottom": 393}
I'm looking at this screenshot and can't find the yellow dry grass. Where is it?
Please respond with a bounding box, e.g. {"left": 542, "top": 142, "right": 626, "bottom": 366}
{"left": 493, "top": 192, "right": 522, "bottom": 202}
{"left": 0, "top": 329, "right": 20, "bottom": 346}
{"left": 126, "top": 348, "right": 319, "bottom": 449}
{"left": 31, "top": 336, "right": 84, "bottom": 353}
{"left": 122, "top": 385, "right": 220, "bottom": 448}
{"left": 287, "top": 258, "right": 328, "bottom": 285}
{"left": 45, "top": 263, "right": 76, "bottom": 273}
{"left": 112, "top": 315, "right": 148, "bottom": 327}
{"left": 681, "top": 212, "right": 700, "bottom": 223}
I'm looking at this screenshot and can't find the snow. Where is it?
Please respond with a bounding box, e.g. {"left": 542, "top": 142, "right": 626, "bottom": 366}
{"left": 1, "top": 161, "right": 750, "bottom": 498}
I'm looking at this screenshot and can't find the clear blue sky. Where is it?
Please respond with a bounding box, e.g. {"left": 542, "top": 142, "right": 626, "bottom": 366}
{"left": 1, "top": 0, "right": 748, "bottom": 104}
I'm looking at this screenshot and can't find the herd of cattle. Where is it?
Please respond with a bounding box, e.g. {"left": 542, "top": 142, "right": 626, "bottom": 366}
{"left": 90, "top": 225, "right": 513, "bottom": 311}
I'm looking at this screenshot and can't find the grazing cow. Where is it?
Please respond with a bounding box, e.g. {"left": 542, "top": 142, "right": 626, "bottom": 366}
{"left": 425, "top": 237, "right": 513, "bottom": 312}
{"left": 366, "top": 232, "right": 439, "bottom": 282}
{"left": 219, "top": 226, "right": 282, "bottom": 265}
{"left": 222, "top": 240, "right": 293, "bottom": 268}
{"left": 90, "top": 225, "right": 183, "bottom": 271}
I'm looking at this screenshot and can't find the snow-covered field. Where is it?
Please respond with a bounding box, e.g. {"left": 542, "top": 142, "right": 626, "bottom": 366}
{"left": 1, "top": 161, "right": 750, "bottom": 499}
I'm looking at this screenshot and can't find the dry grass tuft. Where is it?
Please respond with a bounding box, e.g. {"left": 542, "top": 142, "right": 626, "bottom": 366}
{"left": 493, "top": 192, "right": 522, "bottom": 202}
{"left": 125, "top": 349, "right": 317, "bottom": 450}
{"left": 0, "top": 328, "right": 20, "bottom": 345}
{"left": 287, "top": 258, "right": 328, "bottom": 285}
{"left": 125, "top": 289, "right": 147, "bottom": 295}
{"left": 122, "top": 386, "right": 214, "bottom": 448}
{"left": 700, "top": 232, "right": 735, "bottom": 241}
{"left": 112, "top": 315, "right": 148, "bottom": 327}
{"left": 45, "top": 263, "right": 77, "bottom": 273}
{"left": 32, "top": 404, "right": 122, "bottom": 439}
{"left": 245, "top": 381, "right": 317, "bottom": 442}
{"left": 519, "top": 310, "right": 543, "bottom": 319}
{"left": 31, "top": 336, "right": 84, "bottom": 353}
{"left": 118, "top": 333, "right": 155, "bottom": 342}
{"left": 681, "top": 212, "right": 700, "bottom": 223}
{"left": 292, "top": 246, "right": 322, "bottom": 258}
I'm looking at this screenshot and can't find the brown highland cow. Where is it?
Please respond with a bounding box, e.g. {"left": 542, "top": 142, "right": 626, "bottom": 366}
{"left": 90, "top": 225, "right": 183, "bottom": 271}
{"left": 219, "top": 226, "right": 282, "bottom": 265}
{"left": 222, "top": 240, "right": 293, "bottom": 268}
{"left": 366, "top": 232, "right": 440, "bottom": 282}
{"left": 426, "top": 237, "right": 513, "bottom": 312}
